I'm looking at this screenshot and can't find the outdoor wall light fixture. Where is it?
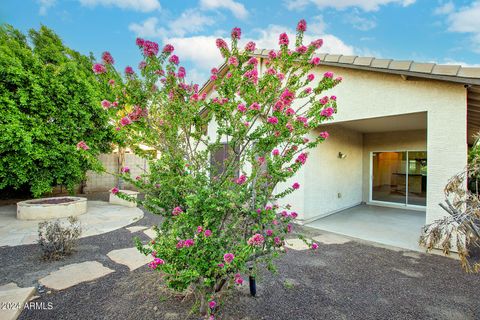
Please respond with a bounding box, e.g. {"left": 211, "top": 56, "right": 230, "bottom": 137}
{"left": 338, "top": 152, "right": 347, "bottom": 159}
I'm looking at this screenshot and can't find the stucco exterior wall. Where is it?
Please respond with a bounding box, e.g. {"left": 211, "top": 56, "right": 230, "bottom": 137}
{"left": 362, "top": 130, "right": 427, "bottom": 205}
{"left": 301, "top": 126, "right": 363, "bottom": 222}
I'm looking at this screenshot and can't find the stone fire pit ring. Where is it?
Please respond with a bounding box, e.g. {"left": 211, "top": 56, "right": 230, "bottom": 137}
{"left": 17, "top": 196, "right": 88, "bottom": 220}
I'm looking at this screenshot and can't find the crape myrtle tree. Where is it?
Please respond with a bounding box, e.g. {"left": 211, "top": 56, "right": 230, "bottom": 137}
{"left": 0, "top": 25, "right": 114, "bottom": 197}
{"left": 90, "top": 20, "right": 342, "bottom": 318}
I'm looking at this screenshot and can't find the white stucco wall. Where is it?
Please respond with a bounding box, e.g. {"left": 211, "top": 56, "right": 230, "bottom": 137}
{"left": 286, "top": 65, "right": 467, "bottom": 224}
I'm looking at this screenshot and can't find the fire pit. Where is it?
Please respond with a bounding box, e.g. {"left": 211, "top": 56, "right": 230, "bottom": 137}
{"left": 17, "top": 196, "right": 87, "bottom": 220}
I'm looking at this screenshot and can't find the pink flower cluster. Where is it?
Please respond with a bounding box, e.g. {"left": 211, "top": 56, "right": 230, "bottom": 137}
{"left": 169, "top": 55, "right": 179, "bottom": 65}
{"left": 216, "top": 39, "right": 228, "bottom": 50}
{"left": 228, "top": 56, "right": 238, "bottom": 67}
{"left": 177, "top": 66, "right": 186, "bottom": 78}
{"left": 310, "top": 39, "right": 324, "bottom": 49}
{"left": 111, "top": 187, "right": 119, "bottom": 195}
{"left": 177, "top": 239, "right": 195, "bottom": 249}
{"left": 243, "top": 68, "right": 258, "bottom": 84}
{"left": 231, "top": 27, "right": 241, "bottom": 39}
{"left": 223, "top": 253, "right": 235, "bottom": 264}
{"left": 235, "top": 175, "right": 247, "bottom": 185}
{"left": 172, "top": 206, "right": 183, "bottom": 216}
{"left": 310, "top": 57, "right": 321, "bottom": 65}
{"left": 121, "top": 166, "right": 130, "bottom": 173}
{"left": 297, "top": 19, "right": 307, "bottom": 32}
{"left": 237, "top": 103, "right": 247, "bottom": 113}
{"left": 295, "top": 152, "right": 308, "bottom": 165}
{"left": 163, "top": 44, "right": 174, "bottom": 53}
{"left": 292, "top": 182, "right": 300, "bottom": 190}
{"left": 321, "top": 107, "right": 334, "bottom": 117}
{"left": 76, "top": 141, "right": 89, "bottom": 150}
{"left": 279, "top": 33, "right": 289, "bottom": 46}
{"left": 267, "top": 116, "right": 278, "bottom": 124}
{"left": 245, "top": 41, "right": 256, "bottom": 52}
{"left": 120, "top": 116, "right": 132, "bottom": 126}
{"left": 125, "top": 66, "right": 134, "bottom": 75}
{"left": 139, "top": 40, "right": 159, "bottom": 57}
{"left": 102, "top": 52, "right": 114, "bottom": 65}
{"left": 247, "top": 233, "right": 265, "bottom": 246}
{"left": 92, "top": 63, "right": 106, "bottom": 74}
{"left": 234, "top": 273, "right": 244, "bottom": 285}
{"left": 319, "top": 131, "right": 329, "bottom": 139}
{"left": 148, "top": 257, "right": 165, "bottom": 269}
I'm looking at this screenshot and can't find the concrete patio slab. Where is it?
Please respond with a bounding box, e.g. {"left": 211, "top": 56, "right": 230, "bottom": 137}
{"left": 126, "top": 226, "right": 148, "bottom": 233}
{"left": 0, "top": 201, "right": 144, "bottom": 247}
{"left": 0, "top": 283, "right": 35, "bottom": 320}
{"left": 39, "top": 261, "right": 114, "bottom": 291}
{"left": 285, "top": 238, "right": 310, "bottom": 251}
{"left": 313, "top": 233, "right": 351, "bottom": 245}
{"left": 107, "top": 247, "right": 152, "bottom": 271}
{"left": 307, "top": 204, "right": 425, "bottom": 252}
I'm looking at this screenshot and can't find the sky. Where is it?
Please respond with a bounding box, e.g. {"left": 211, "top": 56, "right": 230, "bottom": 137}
{"left": 1, "top": 0, "right": 479, "bottom": 84}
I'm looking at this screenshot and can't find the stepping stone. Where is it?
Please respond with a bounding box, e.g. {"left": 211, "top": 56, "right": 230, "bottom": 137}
{"left": 284, "top": 238, "right": 310, "bottom": 251}
{"left": 0, "top": 283, "right": 36, "bottom": 320}
{"left": 393, "top": 268, "right": 423, "bottom": 278}
{"left": 313, "top": 233, "right": 351, "bottom": 245}
{"left": 402, "top": 251, "right": 422, "bottom": 259}
{"left": 107, "top": 247, "right": 152, "bottom": 271}
{"left": 143, "top": 227, "right": 157, "bottom": 240}
{"left": 126, "top": 226, "right": 148, "bottom": 233}
{"left": 39, "top": 261, "right": 114, "bottom": 291}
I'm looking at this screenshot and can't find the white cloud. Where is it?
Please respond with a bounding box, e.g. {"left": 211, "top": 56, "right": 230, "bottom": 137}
{"left": 433, "top": 1, "right": 454, "bottom": 15}
{"left": 38, "top": 0, "right": 56, "bottom": 15}
{"left": 129, "top": 10, "right": 215, "bottom": 39}
{"left": 199, "top": 0, "right": 248, "bottom": 19}
{"left": 344, "top": 10, "right": 377, "bottom": 31}
{"left": 79, "top": 0, "right": 161, "bottom": 12}
{"left": 284, "top": 0, "right": 415, "bottom": 12}
{"left": 437, "top": 1, "right": 480, "bottom": 53}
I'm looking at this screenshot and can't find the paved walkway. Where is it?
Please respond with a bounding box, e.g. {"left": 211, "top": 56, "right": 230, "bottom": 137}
{"left": 0, "top": 201, "right": 144, "bottom": 247}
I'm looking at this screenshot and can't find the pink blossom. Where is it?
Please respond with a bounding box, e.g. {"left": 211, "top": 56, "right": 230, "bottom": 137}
{"left": 153, "top": 258, "right": 165, "bottom": 265}
{"left": 217, "top": 263, "right": 224, "bottom": 268}
{"left": 296, "top": 116, "right": 308, "bottom": 124}
{"left": 335, "top": 76, "right": 343, "bottom": 82}
{"left": 136, "top": 38, "right": 145, "bottom": 47}
{"left": 280, "top": 88, "right": 295, "bottom": 106}
{"left": 204, "top": 229, "right": 212, "bottom": 237}
{"left": 197, "top": 226, "right": 203, "bottom": 233}
{"left": 177, "top": 66, "right": 186, "bottom": 78}
{"left": 111, "top": 187, "right": 119, "bottom": 195}
{"left": 330, "top": 95, "right": 337, "bottom": 101}
{"left": 272, "top": 149, "right": 280, "bottom": 156}
{"left": 319, "top": 131, "right": 329, "bottom": 139}
{"left": 274, "top": 236, "right": 282, "bottom": 246}
{"left": 235, "top": 175, "right": 247, "bottom": 185}
{"left": 125, "top": 66, "right": 134, "bottom": 75}
{"left": 304, "top": 87, "right": 312, "bottom": 94}
{"left": 287, "top": 224, "right": 293, "bottom": 233}
{"left": 102, "top": 51, "right": 114, "bottom": 65}
{"left": 234, "top": 273, "right": 244, "bottom": 285}
{"left": 216, "top": 38, "right": 228, "bottom": 49}
{"left": 76, "top": 141, "right": 89, "bottom": 150}
{"left": 121, "top": 166, "right": 130, "bottom": 173}
{"left": 267, "top": 116, "right": 278, "bottom": 125}
{"left": 92, "top": 63, "right": 106, "bottom": 74}
{"left": 277, "top": 73, "right": 285, "bottom": 81}
{"left": 244, "top": 68, "right": 258, "bottom": 84}
{"left": 324, "top": 71, "right": 334, "bottom": 78}
{"left": 143, "top": 40, "right": 159, "bottom": 57}
{"left": 138, "top": 61, "right": 146, "bottom": 69}
{"left": 303, "top": 137, "right": 310, "bottom": 143}
{"left": 279, "top": 32, "right": 289, "bottom": 46}
{"left": 281, "top": 210, "right": 288, "bottom": 217}
{"left": 228, "top": 56, "right": 238, "bottom": 67}
{"left": 296, "top": 153, "right": 308, "bottom": 165}
{"left": 266, "top": 229, "right": 273, "bottom": 236}
{"left": 273, "top": 219, "right": 279, "bottom": 225}
{"left": 307, "top": 74, "right": 315, "bottom": 82}
{"left": 120, "top": 116, "right": 132, "bottom": 126}
{"left": 247, "top": 233, "right": 265, "bottom": 246}
{"left": 321, "top": 107, "right": 334, "bottom": 117}
{"left": 319, "top": 96, "right": 329, "bottom": 105}
{"left": 297, "top": 19, "right": 307, "bottom": 32}
{"left": 258, "top": 157, "right": 265, "bottom": 165}
{"left": 311, "top": 243, "right": 319, "bottom": 250}
{"left": 135, "top": 176, "right": 141, "bottom": 180}
{"left": 286, "top": 123, "right": 294, "bottom": 132}
{"left": 237, "top": 103, "right": 247, "bottom": 113}
{"left": 245, "top": 41, "right": 256, "bottom": 52}
{"left": 268, "top": 50, "right": 277, "bottom": 59}
{"left": 169, "top": 55, "right": 179, "bottom": 65}
{"left": 310, "top": 39, "right": 324, "bottom": 49}
{"left": 310, "top": 57, "right": 321, "bottom": 65}
{"left": 249, "top": 102, "right": 260, "bottom": 111}
{"left": 231, "top": 27, "right": 241, "bottom": 40}
{"left": 266, "top": 68, "right": 276, "bottom": 75}
{"left": 162, "top": 44, "right": 174, "bottom": 53}
{"left": 184, "top": 239, "right": 194, "bottom": 247}
{"left": 211, "top": 67, "right": 218, "bottom": 75}
{"left": 172, "top": 206, "right": 183, "bottom": 216}
{"left": 292, "top": 182, "right": 300, "bottom": 189}
{"left": 248, "top": 57, "right": 258, "bottom": 65}
{"left": 210, "top": 74, "right": 217, "bottom": 81}
{"left": 209, "top": 301, "right": 217, "bottom": 309}
{"left": 244, "top": 121, "right": 250, "bottom": 127}
{"left": 176, "top": 240, "right": 184, "bottom": 249}
{"left": 285, "top": 108, "right": 295, "bottom": 116}
{"left": 296, "top": 45, "right": 307, "bottom": 54}
{"left": 290, "top": 212, "right": 298, "bottom": 219}
{"left": 108, "top": 79, "right": 115, "bottom": 86}
{"left": 102, "top": 100, "right": 112, "bottom": 109}
{"left": 223, "top": 253, "right": 235, "bottom": 264}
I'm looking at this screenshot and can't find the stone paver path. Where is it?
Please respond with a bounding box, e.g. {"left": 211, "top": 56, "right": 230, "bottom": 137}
{"left": 143, "top": 227, "right": 157, "bottom": 239}
{"left": 107, "top": 247, "right": 152, "bottom": 271}
{"left": 0, "top": 201, "right": 143, "bottom": 247}
{"left": 126, "top": 226, "right": 148, "bottom": 233}
{"left": 39, "top": 261, "right": 114, "bottom": 291}
{"left": 0, "top": 283, "right": 35, "bottom": 320}
{"left": 285, "top": 238, "right": 310, "bottom": 250}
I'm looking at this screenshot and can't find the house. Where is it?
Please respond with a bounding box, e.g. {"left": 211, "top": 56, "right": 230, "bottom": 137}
{"left": 201, "top": 50, "right": 480, "bottom": 250}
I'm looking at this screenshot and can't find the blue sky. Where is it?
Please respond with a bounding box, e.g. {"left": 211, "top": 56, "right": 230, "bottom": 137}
{"left": 1, "top": 0, "right": 479, "bottom": 84}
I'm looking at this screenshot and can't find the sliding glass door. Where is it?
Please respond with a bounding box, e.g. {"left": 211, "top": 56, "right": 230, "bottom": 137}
{"left": 371, "top": 151, "right": 427, "bottom": 207}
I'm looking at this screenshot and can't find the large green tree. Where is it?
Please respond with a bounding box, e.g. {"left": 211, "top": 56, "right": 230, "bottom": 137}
{"left": 0, "top": 25, "right": 114, "bottom": 197}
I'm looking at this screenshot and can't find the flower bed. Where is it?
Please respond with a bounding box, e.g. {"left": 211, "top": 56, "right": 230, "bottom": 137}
{"left": 17, "top": 197, "right": 87, "bottom": 220}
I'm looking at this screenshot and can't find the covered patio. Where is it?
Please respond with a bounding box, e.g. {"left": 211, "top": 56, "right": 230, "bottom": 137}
{"left": 306, "top": 204, "right": 426, "bottom": 251}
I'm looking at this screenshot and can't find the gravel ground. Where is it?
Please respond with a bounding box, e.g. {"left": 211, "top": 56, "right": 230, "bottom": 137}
{"left": 1, "top": 195, "right": 479, "bottom": 320}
